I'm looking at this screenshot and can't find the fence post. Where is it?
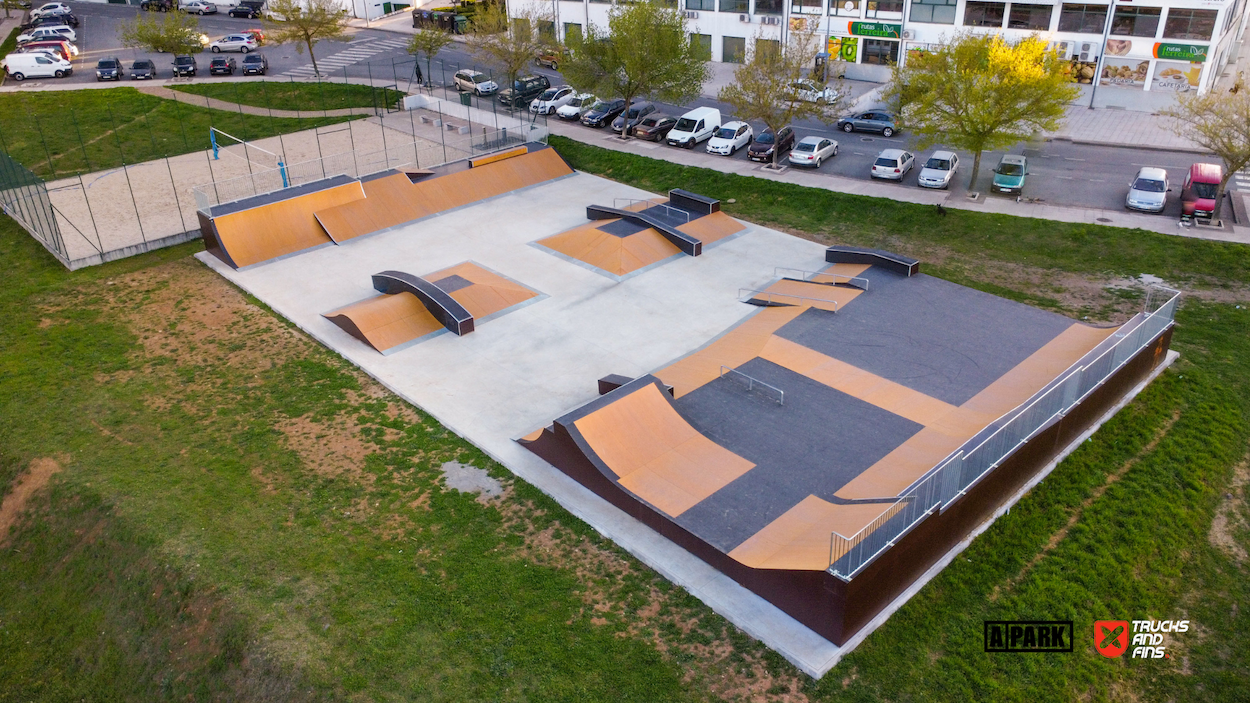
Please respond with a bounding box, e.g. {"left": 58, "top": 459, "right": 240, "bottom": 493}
{"left": 105, "top": 101, "right": 148, "bottom": 245}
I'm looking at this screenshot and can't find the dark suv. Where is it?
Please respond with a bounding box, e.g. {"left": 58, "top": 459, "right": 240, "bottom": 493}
{"left": 611, "top": 102, "right": 656, "bottom": 135}
{"left": 229, "top": 0, "right": 264, "bottom": 18}
{"left": 172, "top": 55, "right": 198, "bottom": 77}
{"left": 95, "top": 57, "right": 124, "bottom": 81}
{"left": 241, "top": 52, "right": 268, "bottom": 75}
{"left": 209, "top": 56, "right": 237, "bottom": 75}
{"left": 747, "top": 125, "right": 796, "bottom": 163}
{"left": 581, "top": 98, "right": 626, "bottom": 128}
{"left": 496, "top": 74, "right": 550, "bottom": 109}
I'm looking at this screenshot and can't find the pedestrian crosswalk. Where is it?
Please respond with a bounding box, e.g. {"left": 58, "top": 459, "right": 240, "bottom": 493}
{"left": 1235, "top": 167, "right": 1250, "bottom": 192}
{"left": 281, "top": 37, "right": 410, "bottom": 77}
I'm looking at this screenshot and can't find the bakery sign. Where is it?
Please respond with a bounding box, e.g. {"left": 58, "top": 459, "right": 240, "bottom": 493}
{"left": 847, "top": 21, "right": 901, "bottom": 38}
{"left": 1153, "top": 43, "right": 1208, "bottom": 62}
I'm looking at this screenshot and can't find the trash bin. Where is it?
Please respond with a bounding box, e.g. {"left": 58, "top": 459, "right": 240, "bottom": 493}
{"left": 460, "top": 92, "right": 472, "bottom": 107}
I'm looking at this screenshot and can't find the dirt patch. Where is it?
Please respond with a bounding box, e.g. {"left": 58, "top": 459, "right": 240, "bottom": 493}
{"left": 0, "top": 457, "right": 64, "bottom": 545}
{"left": 1209, "top": 455, "right": 1249, "bottom": 564}
{"left": 274, "top": 414, "right": 375, "bottom": 482}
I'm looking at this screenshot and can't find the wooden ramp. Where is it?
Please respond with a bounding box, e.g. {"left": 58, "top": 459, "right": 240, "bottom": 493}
{"left": 428, "top": 262, "right": 539, "bottom": 319}
{"left": 676, "top": 211, "right": 746, "bottom": 246}
{"left": 538, "top": 220, "right": 681, "bottom": 276}
{"left": 323, "top": 292, "right": 444, "bottom": 353}
{"left": 212, "top": 181, "right": 365, "bottom": 268}
{"left": 315, "top": 173, "right": 428, "bottom": 243}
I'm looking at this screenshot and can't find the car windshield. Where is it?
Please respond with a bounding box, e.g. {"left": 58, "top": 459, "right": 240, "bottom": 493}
{"left": 538, "top": 89, "right": 558, "bottom": 100}
{"left": 924, "top": 158, "right": 951, "bottom": 170}
{"left": 757, "top": 132, "right": 775, "bottom": 145}
{"left": 589, "top": 101, "right": 611, "bottom": 112}
{"left": 1193, "top": 182, "right": 1218, "bottom": 199}
{"left": 641, "top": 118, "right": 659, "bottom": 127}
{"left": 568, "top": 97, "right": 586, "bottom": 106}
{"left": 674, "top": 117, "right": 697, "bottom": 131}
{"left": 1131, "top": 178, "right": 1165, "bottom": 193}
{"left": 875, "top": 157, "right": 898, "bottom": 167}
{"left": 134, "top": 61, "right": 151, "bottom": 68}
{"left": 998, "top": 162, "right": 1024, "bottom": 176}
{"left": 795, "top": 142, "right": 815, "bottom": 152}
{"left": 626, "top": 105, "right": 647, "bottom": 117}
{"left": 98, "top": 59, "right": 117, "bottom": 68}
{"left": 715, "top": 127, "right": 737, "bottom": 139}
{"left": 175, "top": 57, "right": 193, "bottom": 64}
{"left": 473, "top": 74, "right": 490, "bottom": 84}
{"left": 243, "top": 55, "right": 261, "bottom": 62}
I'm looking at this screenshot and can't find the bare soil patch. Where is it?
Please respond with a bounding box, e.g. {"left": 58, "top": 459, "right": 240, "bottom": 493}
{"left": 1209, "top": 454, "right": 1249, "bottom": 564}
{"left": 0, "top": 457, "right": 64, "bottom": 545}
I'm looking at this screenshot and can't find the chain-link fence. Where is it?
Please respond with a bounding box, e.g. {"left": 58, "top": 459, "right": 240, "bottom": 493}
{"left": 0, "top": 149, "right": 69, "bottom": 264}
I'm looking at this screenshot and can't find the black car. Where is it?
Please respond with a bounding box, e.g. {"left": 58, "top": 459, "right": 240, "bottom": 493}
{"left": 581, "top": 98, "right": 626, "bottom": 128}
{"left": 140, "top": 0, "right": 174, "bottom": 10}
{"left": 95, "top": 57, "right": 124, "bottom": 81}
{"left": 611, "top": 102, "right": 656, "bottom": 135}
{"left": 209, "top": 57, "right": 237, "bottom": 75}
{"left": 21, "top": 13, "right": 78, "bottom": 30}
{"left": 496, "top": 74, "right": 550, "bottom": 109}
{"left": 172, "top": 55, "right": 198, "bottom": 77}
{"left": 240, "top": 52, "right": 268, "bottom": 75}
{"left": 229, "top": 0, "right": 264, "bottom": 18}
{"left": 633, "top": 114, "right": 677, "bottom": 142}
{"left": 747, "top": 125, "right": 796, "bottom": 163}
{"left": 130, "top": 59, "right": 156, "bottom": 80}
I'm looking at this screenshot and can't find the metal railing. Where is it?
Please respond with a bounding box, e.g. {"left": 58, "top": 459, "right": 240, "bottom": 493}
{"left": 738, "top": 288, "right": 839, "bottom": 311}
{"left": 828, "top": 286, "right": 1180, "bottom": 580}
{"left": 720, "top": 366, "right": 785, "bottom": 405}
{"left": 773, "top": 266, "right": 870, "bottom": 290}
{"left": 612, "top": 198, "right": 691, "bottom": 224}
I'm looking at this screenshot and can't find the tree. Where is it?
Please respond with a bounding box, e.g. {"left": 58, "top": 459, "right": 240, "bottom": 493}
{"left": 560, "top": 0, "right": 709, "bottom": 141}
{"left": 717, "top": 29, "right": 846, "bottom": 166}
{"left": 408, "top": 27, "right": 453, "bottom": 88}
{"left": 1162, "top": 90, "right": 1250, "bottom": 217}
{"left": 119, "top": 10, "right": 204, "bottom": 54}
{"left": 886, "top": 33, "right": 1078, "bottom": 189}
{"left": 467, "top": 2, "right": 552, "bottom": 103}
{"left": 264, "top": 0, "right": 349, "bottom": 78}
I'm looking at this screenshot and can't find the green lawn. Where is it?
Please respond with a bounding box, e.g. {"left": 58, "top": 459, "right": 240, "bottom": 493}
{"left": 0, "top": 88, "right": 360, "bottom": 179}
{"left": 172, "top": 81, "right": 406, "bottom": 113}
{"left": 0, "top": 139, "right": 1247, "bottom": 701}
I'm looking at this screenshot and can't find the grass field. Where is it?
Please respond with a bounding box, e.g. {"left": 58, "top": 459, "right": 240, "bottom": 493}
{"left": 0, "top": 88, "right": 360, "bottom": 179}
{"left": 172, "top": 81, "right": 405, "bottom": 113}
{"left": 1, "top": 139, "right": 1247, "bottom": 701}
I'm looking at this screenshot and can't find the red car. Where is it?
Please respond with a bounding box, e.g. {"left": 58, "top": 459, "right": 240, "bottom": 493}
{"left": 1180, "top": 162, "right": 1222, "bottom": 221}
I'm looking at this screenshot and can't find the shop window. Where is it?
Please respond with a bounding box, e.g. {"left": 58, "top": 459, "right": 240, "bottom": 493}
{"left": 1057, "top": 3, "right": 1107, "bottom": 33}
{"left": 1164, "top": 8, "right": 1217, "bottom": 41}
{"left": 687, "top": 0, "right": 716, "bottom": 9}
{"left": 830, "top": 0, "right": 860, "bottom": 16}
{"left": 862, "top": 38, "right": 899, "bottom": 64}
{"left": 1111, "top": 6, "right": 1161, "bottom": 37}
{"left": 792, "top": 0, "right": 824, "bottom": 14}
{"left": 720, "top": 0, "right": 748, "bottom": 11}
{"left": 963, "top": 1, "right": 1005, "bottom": 26}
{"left": 690, "top": 32, "right": 712, "bottom": 59}
{"left": 1007, "top": 3, "right": 1052, "bottom": 30}
{"left": 755, "top": 0, "right": 783, "bottom": 14}
{"left": 723, "top": 35, "right": 747, "bottom": 63}
{"left": 911, "top": 0, "right": 957, "bottom": 25}
{"left": 865, "top": 0, "right": 902, "bottom": 18}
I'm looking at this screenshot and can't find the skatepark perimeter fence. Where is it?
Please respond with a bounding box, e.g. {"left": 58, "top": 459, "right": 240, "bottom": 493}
{"left": 0, "top": 150, "right": 67, "bottom": 262}
{"left": 828, "top": 285, "right": 1181, "bottom": 580}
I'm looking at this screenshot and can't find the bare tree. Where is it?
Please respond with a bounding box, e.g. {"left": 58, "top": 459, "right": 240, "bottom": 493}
{"left": 1163, "top": 90, "right": 1250, "bottom": 215}
{"left": 120, "top": 9, "right": 204, "bottom": 54}
{"left": 408, "top": 27, "right": 453, "bottom": 88}
{"left": 718, "top": 29, "right": 847, "bottom": 168}
{"left": 264, "top": 0, "right": 350, "bottom": 78}
{"left": 467, "top": 1, "right": 551, "bottom": 101}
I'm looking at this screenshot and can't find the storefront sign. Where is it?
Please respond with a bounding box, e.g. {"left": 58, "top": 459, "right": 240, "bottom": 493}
{"left": 1099, "top": 58, "right": 1150, "bottom": 89}
{"left": 1151, "top": 61, "right": 1202, "bottom": 92}
{"left": 1153, "top": 43, "right": 1208, "bottom": 62}
{"left": 828, "top": 36, "right": 859, "bottom": 62}
{"left": 847, "top": 21, "right": 901, "bottom": 38}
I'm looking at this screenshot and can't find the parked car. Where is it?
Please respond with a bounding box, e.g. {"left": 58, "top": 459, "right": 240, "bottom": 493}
{"left": 172, "top": 55, "right": 198, "bottom": 76}
{"left": 241, "top": 52, "right": 268, "bottom": 75}
{"left": 581, "top": 98, "right": 627, "bottom": 128}
{"left": 130, "top": 59, "right": 157, "bottom": 80}
{"left": 30, "top": 2, "right": 71, "bottom": 19}
{"left": 917, "top": 150, "right": 959, "bottom": 189}
{"left": 1125, "top": 166, "right": 1170, "bottom": 213}
{"left": 788, "top": 79, "right": 839, "bottom": 104}
{"left": 706, "top": 121, "right": 753, "bottom": 156}
{"left": 1, "top": 51, "right": 72, "bottom": 80}
{"left": 529, "top": 85, "right": 575, "bottom": 115}
{"left": 498, "top": 74, "right": 551, "bottom": 108}
{"left": 96, "top": 57, "right": 124, "bottom": 81}
{"left": 179, "top": 0, "right": 217, "bottom": 14}
{"left": 18, "top": 40, "right": 75, "bottom": 59}
{"left": 871, "top": 148, "right": 915, "bottom": 180}
{"left": 243, "top": 28, "right": 266, "bottom": 46}
{"left": 1180, "top": 162, "right": 1222, "bottom": 221}
{"left": 210, "top": 34, "right": 258, "bottom": 53}
{"left": 21, "top": 13, "right": 78, "bottom": 30}
{"left": 208, "top": 56, "right": 237, "bottom": 75}
{"left": 611, "top": 102, "right": 656, "bottom": 134}
{"left": 788, "top": 135, "right": 838, "bottom": 168}
{"left": 991, "top": 154, "right": 1028, "bottom": 194}
{"left": 453, "top": 69, "right": 497, "bottom": 96}
{"left": 17, "top": 25, "right": 76, "bottom": 44}
{"left": 140, "top": 0, "right": 175, "bottom": 10}
{"left": 555, "top": 92, "right": 596, "bottom": 120}
{"left": 633, "top": 113, "right": 676, "bottom": 142}
{"left": 534, "top": 48, "right": 563, "bottom": 70}
{"left": 666, "top": 106, "right": 721, "bottom": 148}
{"left": 837, "top": 110, "right": 899, "bottom": 138}
{"left": 229, "top": 0, "right": 265, "bottom": 18}
{"left": 748, "top": 125, "right": 795, "bottom": 163}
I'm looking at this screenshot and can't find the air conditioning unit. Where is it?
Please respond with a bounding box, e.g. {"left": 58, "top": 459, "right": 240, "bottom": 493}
{"left": 901, "top": 29, "right": 914, "bottom": 40}
{"left": 684, "top": 10, "right": 698, "bottom": 18}
{"left": 1049, "top": 40, "right": 1073, "bottom": 60}
{"left": 761, "top": 15, "right": 780, "bottom": 25}
{"left": 1079, "top": 41, "right": 1100, "bottom": 62}
{"left": 739, "top": 13, "right": 751, "bottom": 22}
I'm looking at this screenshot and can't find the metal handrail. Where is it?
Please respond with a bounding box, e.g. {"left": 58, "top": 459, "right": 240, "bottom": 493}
{"left": 738, "top": 288, "right": 839, "bottom": 311}
{"left": 773, "top": 266, "right": 870, "bottom": 290}
{"left": 720, "top": 366, "right": 784, "bottom": 405}
{"left": 613, "top": 198, "right": 691, "bottom": 224}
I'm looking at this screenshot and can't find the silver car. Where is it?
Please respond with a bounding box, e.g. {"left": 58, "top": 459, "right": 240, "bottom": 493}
{"left": 918, "top": 150, "right": 959, "bottom": 189}
{"left": 1126, "top": 166, "right": 1169, "bottom": 213}
{"left": 788, "top": 136, "right": 838, "bottom": 167}
{"left": 453, "top": 69, "right": 498, "bottom": 96}
{"left": 871, "top": 148, "right": 915, "bottom": 181}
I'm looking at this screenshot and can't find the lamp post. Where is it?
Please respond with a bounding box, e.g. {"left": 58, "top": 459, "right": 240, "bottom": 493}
{"left": 1087, "top": 0, "right": 1116, "bottom": 109}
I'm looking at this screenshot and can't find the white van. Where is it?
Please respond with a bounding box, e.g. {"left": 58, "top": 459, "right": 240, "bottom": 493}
{"left": 2, "top": 52, "right": 73, "bottom": 80}
{"left": 666, "top": 107, "right": 722, "bottom": 149}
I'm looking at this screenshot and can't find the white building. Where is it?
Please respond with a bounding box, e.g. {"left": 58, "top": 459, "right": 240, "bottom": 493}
{"left": 524, "top": 0, "right": 1250, "bottom": 108}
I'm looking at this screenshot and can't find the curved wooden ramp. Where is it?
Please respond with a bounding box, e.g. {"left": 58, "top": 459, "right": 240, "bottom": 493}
{"left": 323, "top": 292, "right": 444, "bottom": 353}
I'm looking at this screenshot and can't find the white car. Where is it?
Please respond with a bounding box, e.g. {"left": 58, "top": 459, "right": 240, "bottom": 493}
{"left": 179, "top": 0, "right": 218, "bottom": 14}
{"left": 30, "top": 2, "right": 71, "bottom": 19}
{"left": 555, "top": 92, "right": 596, "bottom": 120}
{"left": 453, "top": 69, "right": 498, "bottom": 96}
{"left": 871, "top": 148, "right": 915, "bottom": 180}
{"left": 17, "top": 26, "right": 77, "bottom": 44}
{"left": 706, "top": 121, "right": 753, "bottom": 156}
{"left": 788, "top": 136, "right": 838, "bottom": 168}
{"left": 530, "top": 85, "right": 575, "bottom": 115}
{"left": 788, "top": 79, "right": 840, "bottom": 105}
{"left": 917, "top": 150, "right": 959, "bottom": 189}
{"left": 210, "top": 34, "right": 258, "bottom": 53}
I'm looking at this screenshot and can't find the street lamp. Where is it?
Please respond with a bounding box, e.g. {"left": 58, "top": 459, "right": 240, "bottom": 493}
{"left": 1087, "top": 0, "right": 1116, "bottom": 109}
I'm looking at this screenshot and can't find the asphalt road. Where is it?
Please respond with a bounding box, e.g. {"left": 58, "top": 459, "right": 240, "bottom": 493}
{"left": 24, "top": 2, "right": 1207, "bottom": 218}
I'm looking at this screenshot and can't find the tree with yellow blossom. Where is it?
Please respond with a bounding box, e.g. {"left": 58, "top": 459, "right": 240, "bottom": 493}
{"left": 886, "top": 33, "right": 1079, "bottom": 190}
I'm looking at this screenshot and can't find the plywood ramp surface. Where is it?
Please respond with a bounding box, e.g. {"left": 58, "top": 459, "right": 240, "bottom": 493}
{"left": 809, "top": 262, "right": 872, "bottom": 284}
{"left": 316, "top": 173, "right": 428, "bottom": 243}
{"left": 323, "top": 292, "right": 443, "bottom": 352}
{"left": 757, "top": 279, "right": 863, "bottom": 312}
{"left": 728, "top": 496, "right": 904, "bottom": 570}
{"left": 538, "top": 222, "right": 679, "bottom": 276}
{"left": 215, "top": 182, "right": 365, "bottom": 267}
{"left": 573, "top": 383, "right": 755, "bottom": 517}
{"left": 409, "top": 147, "right": 573, "bottom": 214}
{"left": 654, "top": 306, "right": 807, "bottom": 398}
{"left": 470, "top": 146, "right": 528, "bottom": 168}
{"left": 429, "top": 262, "right": 539, "bottom": 319}
{"left": 676, "top": 210, "right": 746, "bottom": 245}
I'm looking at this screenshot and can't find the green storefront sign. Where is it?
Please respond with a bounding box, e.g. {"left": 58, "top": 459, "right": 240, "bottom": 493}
{"left": 847, "top": 21, "right": 901, "bottom": 39}
{"left": 1153, "top": 42, "right": 1208, "bottom": 62}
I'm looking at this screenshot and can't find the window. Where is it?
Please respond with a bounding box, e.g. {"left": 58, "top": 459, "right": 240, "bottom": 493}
{"left": 862, "top": 38, "right": 899, "bottom": 64}
{"left": 723, "top": 35, "right": 747, "bottom": 62}
{"left": 1164, "top": 9, "right": 1216, "bottom": 40}
{"left": 963, "top": 1, "right": 1005, "bottom": 26}
{"left": 756, "top": 38, "right": 780, "bottom": 59}
{"left": 687, "top": 0, "right": 715, "bottom": 9}
{"left": 1008, "top": 3, "right": 1052, "bottom": 30}
{"left": 755, "top": 0, "right": 783, "bottom": 14}
{"left": 792, "top": 0, "right": 823, "bottom": 14}
{"left": 865, "top": 0, "right": 902, "bottom": 17}
{"left": 690, "top": 32, "right": 712, "bottom": 59}
{"left": 830, "top": 0, "right": 860, "bottom": 16}
{"left": 720, "top": 0, "right": 748, "bottom": 11}
{"left": 537, "top": 20, "right": 555, "bottom": 42}
{"left": 1057, "top": 3, "right": 1107, "bottom": 33}
{"left": 911, "top": 0, "right": 957, "bottom": 24}
{"left": 1112, "top": 6, "right": 1161, "bottom": 37}
{"left": 564, "top": 22, "right": 581, "bottom": 43}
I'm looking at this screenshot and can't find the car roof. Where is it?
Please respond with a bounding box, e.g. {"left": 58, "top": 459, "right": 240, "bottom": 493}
{"left": 1190, "top": 162, "right": 1221, "bottom": 180}
{"left": 999, "top": 154, "right": 1027, "bottom": 164}
{"left": 930, "top": 150, "right": 956, "bottom": 159}
{"left": 721, "top": 120, "right": 747, "bottom": 129}
{"left": 878, "top": 148, "right": 907, "bottom": 158}
{"left": 1134, "top": 166, "right": 1167, "bottom": 180}
{"left": 796, "top": 135, "right": 826, "bottom": 145}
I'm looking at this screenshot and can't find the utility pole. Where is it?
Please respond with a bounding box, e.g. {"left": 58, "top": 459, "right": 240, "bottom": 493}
{"left": 1087, "top": 0, "right": 1116, "bottom": 109}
